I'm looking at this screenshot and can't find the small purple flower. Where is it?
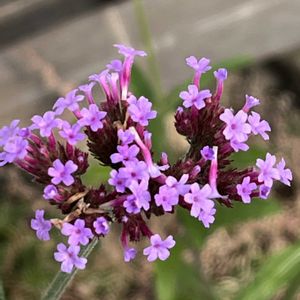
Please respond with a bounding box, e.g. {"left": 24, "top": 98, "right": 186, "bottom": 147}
{"left": 124, "top": 247, "right": 137, "bottom": 262}
{"left": 236, "top": 176, "right": 257, "bottom": 203}
{"left": 186, "top": 56, "right": 211, "bottom": 73}
{"left": 243, "top": 95, "right": 260, "bottom": 112}
{"left": 48, "top": 159, "right": 78, "bottom": 186}
{"left": 108, "top": 169, "right": 127, "bottom": 192}
{"left": 79, "top": 82, "right": 96, "bottom": 104}
{"left": 220, "top": 109, "right": 251, "bottom": 142}
{"left": 127, "top": 96, "right": 157, "bottom": 126}
{"left": 184, "top": 183, "right": 214, "bottom": 218}
{"left": 78, "top": 104, "right": 107, "bottom": 132}
{"left": 114, "top": 44, "right": 147, "bottom": 58}
{"left": 143, "top": 234, "right": 176, "bottom": 262}
{"left": 110, "top": 144, "right": 140, "bottom": 164}
{"left": 214, "top": 68, "right": 227, "bottom": 81}
{"left": 230, "top": 138, "right": 249, "bottom": 152}
{"left": 259, "top": 185, "right": 271, "bottom": 199}
{"left": 179, "top": 85, "right": 211, "bottom": 110}
{"left": 276, "top": 158, "right": 292, "bottom": 186}
{"left": 118, "top": 129, "right": 135, "bottom": 145}
{"left": 0, "top": 120, "right": 20, "bottom": 147}
{"left": 31, "top": 111, "right": 62, "bottom": 137}
{"left": 53, "top": 89, "right": 84, "bottom": 115}
{"left": 93, "top": 217, "right": 110, "bottom": 235}
{"left": 198, "top": 207, "right": 216, "bottom": 228}
{"left": 61, "top": 219, "right": 93, "bottom": 246}
{"left": 154, "top": 185, "right": 178, "bottom": 212}
{"left": 54, "top": 243, "right": 87, "bottom": 273}
{"left": 124, "top": 195, "right": 141, "bottom": 214}
{"left": 248, "top": 112, "right": 271, "bottom": 140}
{"left": 256, "top": 153, "right": 280, "bottom": 187}
{"left": 0, "top": 136, "right": 28, "bottom": 166}
{"left": 31, "top": 209, "right": 52, "bottom": 241}
{"left": 43, "top": 184, "right": 58, "bottom": 200}
{"left": 165, "top": 174, "right": 190, "bottom": 196}
{"left": 59, "top": 122, "right": 86, "bottom": 145}
{"left": 106, "top": 59, "right": 123, "bottom": 72}
{"left": 129, "top": 180, "right": 151, "bottom": 211}
{"left": 119, "top": 161, "right": 149, "bottom": 185}
{"left": 200, "top": 146, "right": 215, "bottom": 161}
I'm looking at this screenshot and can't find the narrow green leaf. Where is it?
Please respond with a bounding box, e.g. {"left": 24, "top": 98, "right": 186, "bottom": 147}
{"left": 0, "top": 280, "right": 6, "bottom": 300}
{"left": 42, "top": 238, "right": 98, "bottom": 300}
{"left": 236, "top": 242, "right": 300, "bottom": 300}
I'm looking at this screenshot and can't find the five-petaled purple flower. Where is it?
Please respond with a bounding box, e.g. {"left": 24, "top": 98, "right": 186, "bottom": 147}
{"left": 117, "top": 128, "right": 135, "bottom": 145}
{"left": 59, "top": 122, "right": 86, "bottom": 145}
{"left": 61, "top": 219, "right": 93, "bottom": 246}
{"left": 110, "top": 144, "right": 140, "bottom": 164}
{"left": 236, "top": 176, "right": 257, "bottom": 203}
{"left": 93, "top": 217, "right": 110, "bottom": 235}
{"left": 186, "top": 56, "right": 211, "bottom": 74}
{"left": 53, "top": 89, "right": 84, "bottom": 115}
{"left": 248, "top": 112, "right": 271, "bottom": 140}
{"left": 114, "top": 44, "right": 147, "bottom": 58}
{"left": 108, "top": 169, "right": 127, "bottom": 192}
{"left": 143, "top": 234, "right": 176, "bottom": 262}
{"left": 127, "top": 96, "right": 157, "bottom": 126}
{"left": 78, "top": 104, "right": 107, "bottom": 132}
{"left": 48, "top": 159, "right": 78, "bottom": 186}
{"left": 214, "top": 68, "right": 228, "bottom": 81}
{"left": 184, "top": 183, "right": 214, "bottom": 218}
{"left": 220, "top": 109, "right": 251, "bottom": 143}
{"left": 256, "top": 153, "right": 280, "bottom": 187}
{"left": 179, "top": 85, "right": 211, "bottom": 110}
{"left": 31, "top": 209, "right": 52, "bottom": 241}
{"left": 128, "top": 180, "right": 151, "bottom": 211}
{"left": 155, "top": 185, "right": 179, "bottom": 212}
{"left": 198, "top": 207, "right": 216, "bottom": 228}
{"left": 31, "top": 111, "right": 62, "bottom": 137}
{"left": 54, "top": 243, "right": 87, "bottom": 273}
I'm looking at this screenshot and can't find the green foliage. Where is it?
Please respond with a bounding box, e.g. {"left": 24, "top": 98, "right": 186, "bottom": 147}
{"left": 236, "top": 242, "right": 300, "bottom": 300}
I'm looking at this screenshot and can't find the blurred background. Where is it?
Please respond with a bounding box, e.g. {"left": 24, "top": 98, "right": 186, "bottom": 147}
{"left": 0, "top": 0, "right": 300, "bottom": 299}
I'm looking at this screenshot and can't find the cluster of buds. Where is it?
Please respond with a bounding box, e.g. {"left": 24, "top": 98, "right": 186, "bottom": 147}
{"left": 0, "top": 45, "right": 292, "bottom": 273}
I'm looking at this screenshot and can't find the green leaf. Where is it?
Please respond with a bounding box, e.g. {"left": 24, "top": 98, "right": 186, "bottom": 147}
{"left": 155, "top": 240, "right": 217, "bottom": 300}
{"left": 236, "top": 242, "right": 300, "bottom": 300}
{"left": 42, "top": 238, "right": 98, "bottom": 300}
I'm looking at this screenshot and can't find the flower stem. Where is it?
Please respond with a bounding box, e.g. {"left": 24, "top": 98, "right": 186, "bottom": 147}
{"left": 41, "top": 238, "right": 99, "bottom": 300}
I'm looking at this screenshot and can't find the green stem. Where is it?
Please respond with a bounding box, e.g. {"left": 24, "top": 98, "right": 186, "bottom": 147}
{"left": 133, "top": 0, "right": 163, "bottom": 100}
{"left": 42, "top": 238, "right": 99, "bottom": 300}
{"left": 0, "top": 280, "right": 6, "bottom": 300}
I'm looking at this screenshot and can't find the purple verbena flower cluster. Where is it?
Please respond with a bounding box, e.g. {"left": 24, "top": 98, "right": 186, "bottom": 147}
{"left": 0, "top": 45, "right": 292, "bottom": 273}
